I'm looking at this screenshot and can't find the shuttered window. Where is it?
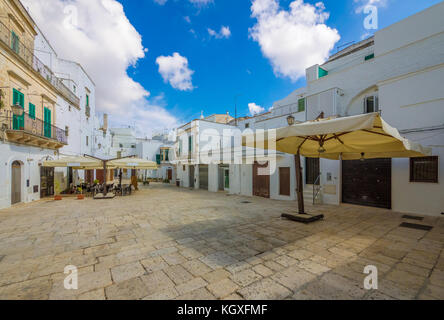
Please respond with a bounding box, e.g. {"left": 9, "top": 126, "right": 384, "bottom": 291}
{"left": 319, "top": 67, "right": 328, "bottom": 78}
{"left": 43, "top": 107, "right": 52, "bottom": 138}
{"left": 298, "top": 98, "right": 305, "bottom": 112}
{"left": 29, "top": 103, "right": 35, "bottom": 119}
{"left": 279, "top": 167, "right": 291, "bottom": 196}
{"left": 365, "top": 53, "right": 375, "bottom": 61}
{"left": 11, "top": 31, "right": 19, "bottom": 54}
{"left": 156, "top": 154, "right": 161, "bottom": 165}
{"left": 12, "top": 89, "right": 24, "bottom": 130}
{"left": 410, "top": 157, "right": 438, "bottom": 183}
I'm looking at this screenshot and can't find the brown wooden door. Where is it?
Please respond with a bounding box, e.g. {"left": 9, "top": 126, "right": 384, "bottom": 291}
{"left": 40, "top": 167, "right": 54, "bottom": 198}
{"left": 279, "top": 167, "right": 291, "bottom": 196}
{"left": 253, "top": 161, "right": 270, "bottom": 198}
{"left": 342, "top": 158, "right": 391, "bottom": 209}
{"left": 85, "top": 170, "right": 94, "bottom": 184}
{"left": 96, "top": 170, "right": 105, "bottom": 184}
{"left": 189, "top": 166, "right": 195, "bottom": 188}
{"left": 305, "top": 157, "right": 320, "bottom": 185}
{"left": 11, "top": 161, "right": 21, "bottom": 205}
{"left": 167, "top": 169, "right": 173, "bottom": 180}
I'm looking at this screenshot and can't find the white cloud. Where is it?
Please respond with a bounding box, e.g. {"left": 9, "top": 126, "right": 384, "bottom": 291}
{"left": 249, "top": 0, "right": 340, "bottom": 81}
{"left": 156, "top": 53, "right": 195, "bottom": 91}
{"left": 248, "top": 103, "right": 265, "bottom": 116}
{"left": 153, "top": 0, "right": 168, "bottom": 5}
{"left": 184, "top": 16, "right": 191, "bottom": 23}
{"left": 354, "top": 0, "right": 387, "bottom": 13}
{"left": 21, "top": 0, "right": 179, "bottom": 136}
{"left": 208, "top": 26, "right": 231, "bottom": 39}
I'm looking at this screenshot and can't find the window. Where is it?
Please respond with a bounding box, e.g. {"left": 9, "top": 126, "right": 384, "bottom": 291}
{"left": 245, "top": 123, "right": 250, "bottom": 129}
{"left": 318, "top": 67, "right": 328, "bottom": 78}
{"left": 298, "top": 98, "right": 306, "bottom": 113}
{"left": 183, "top": 165, "right": 186, "bottom": 171}
{"left": 43, "top": 107, "right": 51, "bottom": 138}
{"left": 73, "top": 85, "right": 76, "bottom": 93}
{"left": 28, "top": 103, "right": 35, "bottom": 119}
{"left": 65, "top": 126, "right": 69, "bottom": 137}
{"left": 86, "top": 136, "right": 89, "bottom": 146}
{"left": 11, "top": 31, "right": 19, "bottom": 54}
{"left": 86, "top": 94, "right": 89, "bottom": 107}
{"left": 365, "top": 53, "right": 375, "bottom": 61}
{"left": 364, "top": 95, "right": 379, "bottom": 113}
{"left": 189, "top": 135, "right": 193, "bottom": 153}
{"left": 410, "top": 157, "right": 438, "bottom": 183}
{"left": 12, "top": 89, "right": 24, "bottom": 130}
{"left": 179, "top": 140, "right": 182, "bottom": 156}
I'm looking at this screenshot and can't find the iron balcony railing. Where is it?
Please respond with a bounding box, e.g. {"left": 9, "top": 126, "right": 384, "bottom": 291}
{"left": 3, "top": 111, "right": 68, "bottom": 145}
{"left": 0, "top": 20, "right": 80, "bottom": 107}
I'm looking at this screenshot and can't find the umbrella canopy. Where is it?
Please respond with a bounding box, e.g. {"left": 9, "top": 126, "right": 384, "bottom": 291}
{"left": 107, "top": 158, "right": 158, "bottom": 170}
{"left": 43, "top": 156, "right": 103, "bottom": 169}
{"left": 243, "top": 112, "right": 431, "bottom": 159}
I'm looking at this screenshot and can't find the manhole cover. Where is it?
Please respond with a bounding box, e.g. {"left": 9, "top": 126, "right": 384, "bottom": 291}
{"left": 399, "top": 222, "right": 433, "bottom": 231}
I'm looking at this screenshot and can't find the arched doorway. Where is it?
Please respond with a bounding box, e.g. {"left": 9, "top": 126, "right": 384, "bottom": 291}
{"left": 11, "top": 161, "right": 22, "bottom": 205}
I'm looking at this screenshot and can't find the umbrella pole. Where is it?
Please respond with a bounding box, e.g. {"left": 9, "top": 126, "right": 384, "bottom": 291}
{"left": 103, "top": 161, "right": 108, "bottom": 195}
{"left": 295, "top": 151, "right": 305, "bottom": 215}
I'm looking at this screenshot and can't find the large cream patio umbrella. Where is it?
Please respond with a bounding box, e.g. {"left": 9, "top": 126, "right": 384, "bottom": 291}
{"left": 107, "top": 158, "right": 158, "bottom": 170}
{"left": 243, "top": 112, "right": 432, "bottom": 222}
{"left": 43, "top": 156, "right": 103, "bottom": 169}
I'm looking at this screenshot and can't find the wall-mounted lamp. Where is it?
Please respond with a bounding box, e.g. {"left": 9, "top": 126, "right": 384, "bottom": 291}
{"left": 11, "top": 104, "right": 24, "bottom": 116}
{"left": 287, "top": 115, "right": 295, "bottom": 126}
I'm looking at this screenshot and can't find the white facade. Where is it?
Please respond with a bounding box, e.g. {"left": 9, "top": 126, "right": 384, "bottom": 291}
{"left": 174, "top": 3, "right": 444, "bottom": 217}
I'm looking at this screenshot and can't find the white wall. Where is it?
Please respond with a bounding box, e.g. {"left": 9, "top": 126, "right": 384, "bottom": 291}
{"left": 0, "top": 144, "right": 53, "bottom": 209}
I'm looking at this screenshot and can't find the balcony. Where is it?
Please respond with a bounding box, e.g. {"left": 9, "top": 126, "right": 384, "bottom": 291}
{"left": 2, "top": 111, "right": 67, "bottom": 149}
{"left": 0, "top": 20, "right": 80, "bottom": 107}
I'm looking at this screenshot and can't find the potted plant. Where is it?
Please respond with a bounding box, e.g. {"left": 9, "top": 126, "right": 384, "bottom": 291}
{"left": 77, "top": 187, "right": 84, "bottom": 200}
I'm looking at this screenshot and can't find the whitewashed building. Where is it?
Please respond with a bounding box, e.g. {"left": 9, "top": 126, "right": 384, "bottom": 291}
{"left": 175, "top": 2, "right": 444, "bottom": 217}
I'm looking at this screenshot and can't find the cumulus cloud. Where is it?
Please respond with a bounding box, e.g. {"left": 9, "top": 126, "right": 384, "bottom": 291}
{"left": 208, "top": 26, "right": 232, "bottom": 39}
{"left": 156, "top": 53, "right": 195, "bottom": 91}
{"left": 354, "top": 0, "right": 388, "bottom": 13}
{"left": 22, "top": 0, "right": 179, "bottom": 136}
{"left": 248, "top": 103, "right": 265, "bottom": 116}
{"left": 249, "top": 0, "right": 340, "bottom": 81}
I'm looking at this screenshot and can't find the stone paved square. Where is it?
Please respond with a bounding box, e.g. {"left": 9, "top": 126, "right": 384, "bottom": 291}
{"left": 0, "top": 184, "right": 443, "bottom": 300}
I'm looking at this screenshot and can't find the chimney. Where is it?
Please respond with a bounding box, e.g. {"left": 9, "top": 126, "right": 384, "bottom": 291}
{"left": 102, "top": 113, "right": 108, "bottom": 132}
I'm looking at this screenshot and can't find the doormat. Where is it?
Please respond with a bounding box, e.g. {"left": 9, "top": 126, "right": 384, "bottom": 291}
{"left": 402, "top": 215, "right": 424, "bottom": 221}
{"left": 399, "top": 222, "right": 433, "bottom": 231}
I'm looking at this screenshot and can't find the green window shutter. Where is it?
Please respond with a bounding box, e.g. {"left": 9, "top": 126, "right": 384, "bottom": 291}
{"left": 189, "top": 136, "right": 192, "bottom": 152}
{"left": 165, "top": 149, "right": 169, "bottom": 161}
{"left": 365, "top": 53, "right": 375, "bottom": 61}
{"left": 12, "top": 89, "right": 24, "bottom": 130}
{"left": 44, "top": 107, "right": 52, "bottom": 138}
{"left": 29, "top": 103, "right": 35, "bottom": 119}
{"left": 318, "top": 67, "right": 328, "bottom": 78}
{"left": 11, "top": 31, "right": 19, "bottom": 54}
{"left": 156, "top": 154, "right": 161, "bottom": 165}
{"left": 298, "top": 98, "right": 305, "bottom": 112}
{"left": 86, "top": 95, "right": 89, "bottom": 107}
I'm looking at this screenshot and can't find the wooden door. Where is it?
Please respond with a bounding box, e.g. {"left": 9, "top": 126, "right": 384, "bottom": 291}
{"left": 11, "top": 161, "right": 21, "bottom": 205}
{"left": 305, "top": 157, "right": 320, "bottom": 185}
{"left": 189, "top": 166, "right": 195, "bottom": 188}
{"left": 199, "top": 165, "right": 208, "bottom": 190}
{"left": 342, "top": 158, "right": 392, "bottom": 209}
{"left": 279, "top": 167, "right": 291, "bottom": 196}
{"left": 253, "top": 161, "right": 270, "bottom": 198}
{"left": 167, "top": 169, "right": 173, "bottom": 180}
{"left": 40, "top": 167, "right": 54, "bottom": 197}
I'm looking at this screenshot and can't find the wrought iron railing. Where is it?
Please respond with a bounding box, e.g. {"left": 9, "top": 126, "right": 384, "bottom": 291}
{"left": 3, "top": 111, "right": 67, "bottom": 145}
{"left": 0, "top": 20, "right": 80, "bottom": 107}
{"left": 313, "top": 174, "right": 322, "bottom": 205}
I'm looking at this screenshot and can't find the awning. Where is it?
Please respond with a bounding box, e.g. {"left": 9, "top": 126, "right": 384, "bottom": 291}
{"left": 42, "top": 156, "right": 103, "bottom": 169}
{"left": 107, "top": 158, "right": 158, "bottom": 170}
{"left": 243, "top": 113, "right": 432, "bottom": 160}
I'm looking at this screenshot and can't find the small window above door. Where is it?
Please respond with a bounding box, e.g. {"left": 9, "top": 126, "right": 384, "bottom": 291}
{"left": 364, "top": 95, "right": 379, "bottom": 113}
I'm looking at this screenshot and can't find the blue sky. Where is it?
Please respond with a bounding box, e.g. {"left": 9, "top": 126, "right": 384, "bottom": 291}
{"left": 24, "top": 0, "right": 443, "bottom": 136}
{"left": 118, "top": 0, "right": 441, "bottom": 125}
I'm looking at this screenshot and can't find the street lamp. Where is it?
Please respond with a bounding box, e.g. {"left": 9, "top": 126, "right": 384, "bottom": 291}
{"left": 287, "top": 115, "right": 295, "bottom": 126}
{"left": 11, "top": 104, "right": 24, "bottom": 117}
